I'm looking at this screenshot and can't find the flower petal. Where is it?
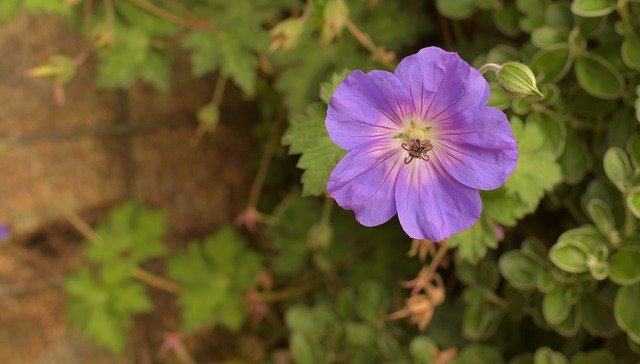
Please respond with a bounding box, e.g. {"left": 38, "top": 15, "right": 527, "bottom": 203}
{"left": 327, "top": 142, "right": 403, "bottom": 226}
{"left": 434, "top": 107, "right": 518, "bottom": 190}
{"left": 394, "top": 47, "right": 489, "bottom": 124}
{"left": 395, "top": 162, "right": 481, "bottom": 241}
{"left": 326, "top": 70, "right": 409, "bottom": 150}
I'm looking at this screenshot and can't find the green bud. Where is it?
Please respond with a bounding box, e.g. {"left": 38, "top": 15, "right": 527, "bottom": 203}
{"left": 308, "top": 222, "right": 333, "bottom": 251}
{"left": 322, "top": 0, "right": 349, "bottom": 44}
{"left": 269, "top": 18, "right": 305, "bottom": 52}
{"left": 496, "top": 62, "right": 544, "bottom": 99}
{"left": 197, "top": 102, "right": 220, "bottom": 131}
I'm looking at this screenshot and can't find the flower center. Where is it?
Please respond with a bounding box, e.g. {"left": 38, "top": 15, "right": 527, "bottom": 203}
{"left": 401, "top": 139, "right": 433, "bottom": 164}
{"left": 395, "top": 120, "right": 435, "bottom": 164}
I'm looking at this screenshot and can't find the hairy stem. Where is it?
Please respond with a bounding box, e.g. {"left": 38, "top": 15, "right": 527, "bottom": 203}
{"left": 478, "top": 63, "right": 502, "bottom": 75}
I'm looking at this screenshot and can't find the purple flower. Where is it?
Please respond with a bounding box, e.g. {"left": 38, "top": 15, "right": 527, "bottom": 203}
{"left": 0, "top": 225, "right": 8, "bottom": 240}
{"left": 326, "top": 47, "right": 518, "bottom": 242}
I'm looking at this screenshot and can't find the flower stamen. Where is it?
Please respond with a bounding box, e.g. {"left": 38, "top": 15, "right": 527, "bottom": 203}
{"left": 401, "top": 138, "right": 433, "bottom": 164}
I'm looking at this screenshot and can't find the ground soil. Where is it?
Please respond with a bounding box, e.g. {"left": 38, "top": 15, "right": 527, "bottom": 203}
{"left": 0, "top": 13, "right": 258, "bottom": 363}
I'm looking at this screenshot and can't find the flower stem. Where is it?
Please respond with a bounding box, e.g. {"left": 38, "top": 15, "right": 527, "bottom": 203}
{"left": 65, "top": 211, "right": 183, "bottom": 295}
{"left": 478, "top": 63, "right": 502, "bottom": 75}
{"left": 247, "top": 113, "right": 283, "bottom": 210}
{"left": 423, "top": 240, "right": 448, "bottom": 279}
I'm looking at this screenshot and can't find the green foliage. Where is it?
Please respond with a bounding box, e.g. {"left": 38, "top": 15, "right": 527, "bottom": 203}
{"left": 65, "top": 202, "right": 166, "bottom": 353}
{"left": 285, "top": 281, "right": 408, "bottom": 363}
{"left": 182, "top": 0, "right": 268, "bottom": 95}
{"left": 168, "top": 227, "right": 262, "bottom": 332}
{"left": 87, "top": 202, "right": 167, "bottom": 264}
{"left": 65, "top": 267, "right": 152, "bottom": 353}
{"left": 282, "top": 73, "right": 348, "bottom": 196}
{"left": 505, "top": 117, "right": 563, "bottom": 211}
{"left": 12, "top": 0, "right": 640, "bottom": 361}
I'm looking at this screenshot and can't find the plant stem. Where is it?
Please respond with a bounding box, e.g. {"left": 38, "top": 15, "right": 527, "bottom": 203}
{"left": 132, "top": 267, "right": 183, "bottom": 295}
{"left": 126, "top": 0, "right": 211, "bottom": 30}
{"left": 212, "top": 74, "right": 227, "bottom": 107}
{"left": 424, "top": 240, "right": 449, "bottom": 279}
{"left": 65, "top": 211, "right": 183, "bottom": 295}
{"left": 478, "top": 63, "right": 502, "bottom": 75}
{"left": 345, "top": 20, "right": 394, "bottom": 66}
{"left": 484, "top": 290, "right": 509, "bottom": 309}
{"left": 258, "top": 279, "right": 321, "bottom": 303}
{"left": 320, "top": 196, "right": 334, "bottom": 226}
{"left": 247, "top": 114, "right": 283, "bottom": 210}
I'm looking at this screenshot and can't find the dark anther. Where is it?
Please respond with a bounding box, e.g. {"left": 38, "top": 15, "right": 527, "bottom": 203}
{"left": 402, "top": 139, "right": 433, "bottom": 164}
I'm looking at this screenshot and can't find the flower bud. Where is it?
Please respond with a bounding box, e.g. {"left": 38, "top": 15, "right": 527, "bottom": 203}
{"left": 496, "top": 62, "right": 544, "bottom": 99}
{"left": 26, "top": 55, "right": 76, "bottom": 84}
{"left": 269, "top": 18, "right": 304, "bottom": 52}
{"left": 308, "top": 222, "right": 333, "bottom": 251}
{"left": 322, "top": 0, "right": 349, "bottom": 44}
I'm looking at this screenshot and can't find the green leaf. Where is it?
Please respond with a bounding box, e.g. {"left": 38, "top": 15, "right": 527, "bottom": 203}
{"left": 570, "top": 0, "right": 617, "bottom": 17}
{"left": 498, "top": 251, "right": 543, "bottom": 290}
{"left": 586, "top": 199, "right": 618, "bottom": 241}
{"left": 505, "top": 117, "right": 562, "bottom": 212}
{"left": 449, "top": 214, "right": 497, "bottom": 264}
{"left": 282, "top": 103, "right": 346, "bottom": 196}
{"left": 543, "top": 285, "right": 571, "bottom": 325}
{"left": 492, "top": 5, "right": 520, "bottom": 37}
{"left": 0, "top": 0, "right": 21, "bottom": 22}
{"left": 290, "top": 332, "right": 317, "bottom": 364}
{"left": 269, "top": 193, "right": 323, "bottom": 276}
{"left": 574, "top": 53, "right": 625, "bottom": 100}
{"left": 345, "top": 323, "right": 376, "bottom": 347}
{"left": 168, "top": 227, "right": 262, "bottom": 332}
{"left": 182, "top": 1, "right": 268, "bottom": 95}
{"left": 571, "top": 350, "right": 616, "bottom": 364}
{"left": 436, "top": 0, "right": 476, "bottom": 20}
{"left": 86, "top": 202, "right": 167, "bottom": 265}
{"left": 614, "top": 283, "right": 640, "bottom": 344}
{"left": 531, "top": 46, "right": 573, "bottom": 83}
{"left": 534, "top": 347, "right": 568, "bottom": 364}
{"left": 140, "top": 50, "right": 171, "bottom": 92}
{"left": 409, "top": 336, "right": 438, "bottom": 364}
{"left": 622, "top": 35, "right": 640, "bottom": 70}
{"left": 516, "top": 0, "right": 548, "bottom": 32}
{"left": 556, "top": 307, "right": 582, "bottom": 337}
{"left": 603, "top": 147, "right": 634, "bottom": 190}
{"left": 626, "top": 133, "right": 640, "bottom": 169}
{"left": 558, "top": 131, "right": 592, "bottom": 184}
{"left": 97, "top": 26, "right": 150, "bottom": 89}
{"left": 609, "top": 245, "right": 640, "bottom": 285}
{"left": 580, "top": 294, "right": 618, "bottom": 337}
{"left": 549, "top": 240, "right": 590, "bottom": 273}
{"left": 320, "top": 69, "right": 350, "bottom": 104}
{"left": 482, "top": 189, "right": 530, "bottom": 226}
{"left": 65, "top": 267, "right": 151, "bottom": 353}
{"left": 356, "top": 281, "right": 389, "bottom": 323}
{"left": 626, "top": 188, "right": 640, "bottom": 218}
{"left": 463, "top": 298, "right": 503, "bottom": 341}
{"left": 531, "top": 27, "right": 570, "bottom": 50}
{"left": 454, "top": 344, "right": 503, "bottom": 364}
{"left": 116, "top": 1, "right": 182, "bottom": 37}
